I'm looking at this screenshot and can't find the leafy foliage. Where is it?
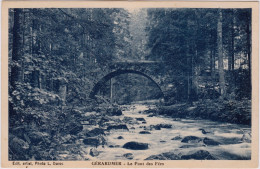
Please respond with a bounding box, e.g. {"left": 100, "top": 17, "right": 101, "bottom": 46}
{"left": 8, "top": 8, "right": 131, "bottom": 160}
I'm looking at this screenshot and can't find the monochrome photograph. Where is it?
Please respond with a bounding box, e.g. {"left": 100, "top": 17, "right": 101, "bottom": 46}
{"left": 2, "top": 2, "right": 258, "bottom": 167}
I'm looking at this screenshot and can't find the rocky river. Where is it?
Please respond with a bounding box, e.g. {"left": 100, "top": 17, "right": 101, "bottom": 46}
{"left": 60, "top": 104, "right": 251, "bottom": 160}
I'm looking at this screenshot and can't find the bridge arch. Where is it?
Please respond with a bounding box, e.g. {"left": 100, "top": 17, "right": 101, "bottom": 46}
{"left": 89, "top": 69, "right": 165, "bottom": 100}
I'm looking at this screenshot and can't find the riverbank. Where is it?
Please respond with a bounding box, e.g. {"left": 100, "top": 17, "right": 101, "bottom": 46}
{"left": 152, "top": 99, "right": 251, "bottom": 125}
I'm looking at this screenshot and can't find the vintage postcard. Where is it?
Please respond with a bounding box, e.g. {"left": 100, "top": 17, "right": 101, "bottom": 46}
{"left": 1, "top": 1, "right": 259, "bottom": 168}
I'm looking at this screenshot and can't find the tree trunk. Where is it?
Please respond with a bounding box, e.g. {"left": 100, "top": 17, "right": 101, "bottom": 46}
{"left": 110, "top": 78, "right": 113, "bottom": 103}
{"left": 32, "top": 10, "right": 37, "bottom": 55}
{"left": 10, "top": 9, "right": 23, "bottom": 119}
{"left": 230, "top": 9, "right": 235, "bottom": 71}
{"left": 10, "top": 9, "right": 23, "bottom": 91}
{"left": 246, "top": 11, "right": 251, "bottom": 77}
{"left": 217, "top": 9, "right": 226, "bottom": 97}
{"left": 246, "top": 10, "right": 252, "bottom": 98}
{"left": 31, "top": 70, "right": 40, "bottom": 88}
{"left": 210, "top": 48, "right": 215, "bottom": 78}
{"left": 187, "top": 57, "right": 192, "bottom": 104}
{"left": 228, "top": 24, "right": 232, "bottom": 71}
{"left": 59, "top": 84, "right": 67, "bottom": 105}
{"left": 21, "top": 9, "right": 26, "bottom": 82}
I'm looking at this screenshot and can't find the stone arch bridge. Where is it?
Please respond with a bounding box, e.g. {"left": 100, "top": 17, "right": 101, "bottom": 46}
{"left": 89, "top": 61, "right": 188, "bottom": 102}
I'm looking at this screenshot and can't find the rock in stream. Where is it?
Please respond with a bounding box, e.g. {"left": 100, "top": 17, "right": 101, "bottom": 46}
{"left": 203, "top": 137, "right": 221, "bottom": 146}
{"left": 181, "top": 136, "right": 202, "bottom": 143}
{"left": 123, "top": 141, "right": 149, "bottom": 150}
{"left": 139, "top": 131, "right": 151, "bottom": 134}
{"left": 145, "top": 152, "right": 181, "bottom": 160}
{"left": 181, "top": 150, "right": 216, "bottom": 160}
{"left": 107, "top": 124, "right": 128, "bottom": 131}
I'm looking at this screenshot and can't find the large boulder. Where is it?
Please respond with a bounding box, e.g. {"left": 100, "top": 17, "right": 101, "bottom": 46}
{"left": 123, "top": 141, "right": 149, "bottom": 150}
{"left": 199, "top": 128, "right": 211, "bottom": 134}
{"left": 150, "top": 125, "right": 161, "bottom": 130}
{"left": 150, "top": 124, "right": 172, "bottom": 130}
{"left": 147, "top": 114, "right": 155, "bottom": 117}
{"left": 181, "top": 150, "right": 216, "bottom": 160}
{"left": 86, "top": 128, "right": 105, "bottom": 137}
{"left": 158, "top": 124, "right": 172, "bottom": 128}
{"left": 144, "top": 109, "right": 157, "bottom": 114}
{"left": 181, "top": 136, "right": 202, "bottom": 143}
{"left": 123, "top": 153, "right": 134, "bottom": 160}
{"left": 123, "top": 116, "right": 134, "bottom": 122}
{"left": 171, "top": 136, "right": 182, "bottom": 140}
{"left": 203, "top": 137, "right": 221, "bottom": 146}
{"left": 83, "top": 137, "right": 101, "bottom": 147}
{"left": 89, "top": 148, "right": 100, "bottom": 157}
{"left": 145, "top": 152, "right": 181, "bottom": 160}
{"left": 139, "top": 131, "right": 151, "bottom": 134}
{"left": 107, "top": 124, "right": 128, "bottom": 131}
{"left": 136, "top": 118, "right": 146, "bottom": 122}
{"left": 117, "top": 136, "right": 124, "bottom": 139}
{"left": 179, "top": 144, "right": 204, "bottom": 148}
{"left": 108, "top": 145, "right": 120, "bottom": 148}
{"left": 241, "top": 132, "right": 251, "bottom": 143}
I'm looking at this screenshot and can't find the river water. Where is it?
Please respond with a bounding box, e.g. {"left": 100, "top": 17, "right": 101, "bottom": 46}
{"left": 83, "top": 104, "right": 251, "bottom": 160}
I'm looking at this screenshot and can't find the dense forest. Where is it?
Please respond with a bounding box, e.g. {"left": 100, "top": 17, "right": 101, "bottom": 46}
{"left": 9, "top": 8, "right": 133, "bottom": 160}
{"left": 143, "top": 8, "right": 251, "bottom": 125}
{"left": 145, "top": 8, "right": 251, "bottom": 100}
{"left": 8, "top": 8, "right": 251, "bottom": 160}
